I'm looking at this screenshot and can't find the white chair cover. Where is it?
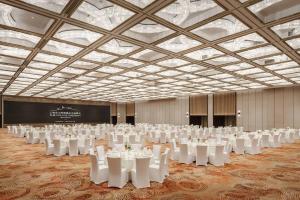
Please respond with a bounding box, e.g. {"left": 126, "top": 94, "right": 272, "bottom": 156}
{"left": 90, "top": 154, "right": 108, "bottom": 184}
{"left": 131, "top": 157, "right": 150, "bottom": 188}
{"left": 69, "top": 139, "right": 79, "bottom": 156}
{"left": 150, "top": 153, "right": 166, "bottom": 183}
{"left": 209, "top": 145, "right": 225, "bottom": 166}
{"left": 196, "top": 145, "right": 208, "bottom": 166}
{"left": 179, "top": 143, "right": 195, "bottom": 164}
{"left": 107, "top": 157, "right": 128, "bottom": 188}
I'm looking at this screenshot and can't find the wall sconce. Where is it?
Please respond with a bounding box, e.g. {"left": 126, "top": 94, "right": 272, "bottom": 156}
{"left": 237, "top": 110, "right": 241, "bottom": 117}
{"left": 135, "top": 112, "right": 137, "bottom": 118}
{"left": 117, "top": 112, "right": 120, "bottom": 118}
{"left": 186, "top": 111, "right": 189, "bottom": 118}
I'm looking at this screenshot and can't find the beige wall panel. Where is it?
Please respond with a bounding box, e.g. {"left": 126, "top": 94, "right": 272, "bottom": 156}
{"left": 255, "top": 90, "right": 263, "bottom": 130}
{"left": 283, "top": 87, "right": 294, "bottom": 128}
{"left": 248, "top": 91, "right": 256, "bottom": 131}
{"left": 168, "top": 99, "right": 174, "bottom": 124}
{"left": 274, "top": 88, "right": 284, "bottom": 128}
{"left": 174, "top": 99, "right": 181, "bottom": 125}
{"left": 242, "top": 92, "right": 249, "bottom": 131}
{"left": 136, "top": 86, "right": 297, "bottom": 129}
{"left": 263, "top": 89, "right": 275, "bottom": 130}
{"left": 182, "top": 97, "right": 189, "bottom": 125}
{"left": 134, "top": 98, "right": 188, "bottom": 125}
{"left": 294, "top": 86, "right": 300, "bottom": 128}
{"left": 233, "top": 86, "right": 297, "bottom": 131}
{"left": 117, "top": 103, "right": 126, "bottom": 123}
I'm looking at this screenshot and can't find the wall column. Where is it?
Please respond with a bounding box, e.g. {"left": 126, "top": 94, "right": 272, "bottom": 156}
{"left": 208, "top": 94, "right": 213, "bottom": 127}
{"left": 117, "top": 103, "right": 126, "bottom": 123}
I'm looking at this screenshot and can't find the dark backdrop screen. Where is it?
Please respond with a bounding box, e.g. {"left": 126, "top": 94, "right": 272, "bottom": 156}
{"left": 4, "top": 101, "right": 110, "bottom": 124}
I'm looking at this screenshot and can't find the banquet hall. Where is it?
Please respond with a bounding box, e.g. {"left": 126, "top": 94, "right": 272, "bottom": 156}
{"left": 0, "top": 0, "right": 300, "bottom": 199}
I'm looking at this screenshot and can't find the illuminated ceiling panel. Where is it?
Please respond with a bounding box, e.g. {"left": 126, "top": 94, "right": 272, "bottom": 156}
{"left": 0, "top": 0, "right": 299, "bottom": 102}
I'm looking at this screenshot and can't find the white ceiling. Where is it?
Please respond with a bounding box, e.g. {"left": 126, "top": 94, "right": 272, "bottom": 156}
{"left": 0, "top": 0, "right": 299, "bottom": 102}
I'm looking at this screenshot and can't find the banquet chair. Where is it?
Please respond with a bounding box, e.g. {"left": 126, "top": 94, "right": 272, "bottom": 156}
{"left": 7, "top": 126, "right": 11, "bottom": 134}
{"left": 27, "top": 132, "right": 40, "bottom": 144}
{"left": 79, "top": 138, "right": 90, "bottom": 155}
{"left": 234, "top": 138, "right": 245, "bottom": 154}
{"left": 168, "top": 132, "right": 178, "bottom": 143}
{"left": 149, "top": 153, "right": 167, "bottom": 183}
{"left": 287, "top": 132, "right": 295, "bottom": 143}
{"left": 271, "top": 134, "right": 281, "bottom": 147}
{"left": 53, "top": 139, "right": 68, "bottom": 156}
{"left": 131, "top": 157, "right": 151, "bottom": 188}
{"left": 50, "top": 131, "right": 55, "bottom": 140}
{"left": 89, "top": 148, "right": 95, "bottom": 155}
{"left": 170, "top": 140, "right": 179, "bottom": 160}
{"left": 108, "top": 133, "right": 115, "bottom": 148}
{"left": 223, "top": 141, "right": 231, "bottom": 163}
{"left": 192, "top": 138, "right": 198, "bottom": 143}
{"left": 151, "top": 132, "right": 160, "bottom": 143}
{"left": 45, "top": 138, "right": 54, "bottom": 155}
{"left": 18, "top": 128, "right": 26, "bottom": 138}
{"left": 39, "top": 131, "right": 46, "bottom": 144}
{"left": 90, "top": 154, "right": 108, "bottom": 184}
{"left": 69, "top": 139, "right": 79, "bottom": 156}
{"left": 261, "top": 134, "right": 270, "bottom": 147}
{"left": 114, "top": 144, "right": 125, "bottom": 152}
{"left": 129, "top": 135, "right": 136, "bottom": 144}
{"left": 279, "top": 132, "right": 287, "bottom": 143}
{"left": 180, "top": 137, "right": 188, "bottom": 144}
{"left": 116, "top": 135, "right": 124, "bottom": 144}
{"left": 95, "top": 129, "right": 101, "bottom": 140}
{"left": 294, "top": 130, "right": 300, "bottom": 139}
{"left": 209, "top": 145, "right": 225, "bottom": 166}
{"left": 181, "top": 132, "right": 188, "bottom": 140}
{"left": 163, "top": 148, "right": 170, "bottom": 176}
{"left": 107, "top": 157, "right": 128, "bottom": 188}
{"left": 139, "top": 134, "right": 145, "bottom": 146}
{"left": 179, "top": 143, "right": 195, "bottom": 164}
{"left": 131, "top": 144, "right": 142, "bottom": 151}
{"left": 90, "top": 137, "right": 95, "bottom": 151}
{"left": 96, "top": 145, "right": 106, "bottom": 164}
{"left": 152, "top": 145, "right": 161, "bottom": 161}
{"left": 245, "top": 138, "right": 261, "bottom": 154}
{"left": 196, "top": 145, "right": 208, "bottom": 166}
{"left": 191, "top": 131, "right": 197, "bottom": 139}
{"left": 160, "top": 132, "right": 167, "bottom": 144}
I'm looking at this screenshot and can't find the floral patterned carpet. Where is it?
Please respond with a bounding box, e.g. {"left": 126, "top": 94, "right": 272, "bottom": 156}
{"left": 0, "top": 129, "right": 300, "bottom": 200}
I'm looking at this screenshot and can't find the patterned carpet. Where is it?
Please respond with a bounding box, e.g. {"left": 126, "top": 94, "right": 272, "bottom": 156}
{"left": 0, "top": 129, "right": 300, "bottom": 200}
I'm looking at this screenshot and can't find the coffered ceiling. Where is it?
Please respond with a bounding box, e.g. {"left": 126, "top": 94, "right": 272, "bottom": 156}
{"left": 0, "top": 0, "right": 299, "bottom": 102}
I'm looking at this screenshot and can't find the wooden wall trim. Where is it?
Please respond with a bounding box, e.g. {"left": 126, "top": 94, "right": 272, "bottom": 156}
{"left": 126, "top": 102, "right": 135, "bottom": 116}
{"left": 111, "top": 102, "right": 117, "bottom": 116}
{"left": 189, "top": 95, "right": 208, "bottom": 116}
{"left": 213, "top": 92, "right": 236, "bottom": 116}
